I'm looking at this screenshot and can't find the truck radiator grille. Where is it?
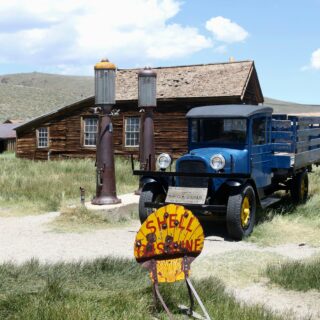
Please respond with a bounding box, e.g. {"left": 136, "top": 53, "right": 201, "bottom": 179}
{"left": 178, "top": 160, "right": 208, "bottom": 188}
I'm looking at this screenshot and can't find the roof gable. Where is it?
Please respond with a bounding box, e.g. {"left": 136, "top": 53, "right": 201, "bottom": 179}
{"left": 116, "top": 60, "right": 259, "bottom": 101}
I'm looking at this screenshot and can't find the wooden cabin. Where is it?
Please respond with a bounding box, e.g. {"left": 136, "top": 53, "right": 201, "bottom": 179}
{"left": 0, "top": 122, "right": 20, "bottom": 153}
{"left": 15, "top": 61, "right": 264, "bottom": 160}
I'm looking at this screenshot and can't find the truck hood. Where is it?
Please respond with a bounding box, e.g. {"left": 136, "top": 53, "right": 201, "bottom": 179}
{"left": 177, "top": 147, "right": 249, "bottom": 174}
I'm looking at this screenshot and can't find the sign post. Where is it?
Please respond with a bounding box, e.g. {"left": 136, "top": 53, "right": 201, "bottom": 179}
{"left": 134, "top": 204, "right": 211, "bottom": 320}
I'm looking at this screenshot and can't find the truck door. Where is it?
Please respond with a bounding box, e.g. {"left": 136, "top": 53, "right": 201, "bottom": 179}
{"left": 251, "top": 116, "right": 272, "bottom": 189}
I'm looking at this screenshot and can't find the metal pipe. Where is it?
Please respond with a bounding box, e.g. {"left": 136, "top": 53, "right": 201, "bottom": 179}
{"left": 80, "top": 187, "right": 85, "bottom": 205}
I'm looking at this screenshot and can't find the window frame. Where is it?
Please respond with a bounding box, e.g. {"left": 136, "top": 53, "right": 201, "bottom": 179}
{"left": 124, "top": 116, "right": 140, "bottom": 148}
{"left": 36, "top": 127, "right": 49, "bottom": 148}
{"left": 252, "top": 117, "right": 267, "bottom": 145}
{"left": 82, "top": 117, "right": 98, "bottom": 148}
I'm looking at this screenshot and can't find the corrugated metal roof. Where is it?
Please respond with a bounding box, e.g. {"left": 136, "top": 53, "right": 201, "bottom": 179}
{"left": 0, "top": 124, "right": 18, "bottom": 139}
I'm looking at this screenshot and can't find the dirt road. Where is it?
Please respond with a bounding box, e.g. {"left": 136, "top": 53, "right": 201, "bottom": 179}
{"left": 0, "top": 212, "right": 319, "bottom": 320}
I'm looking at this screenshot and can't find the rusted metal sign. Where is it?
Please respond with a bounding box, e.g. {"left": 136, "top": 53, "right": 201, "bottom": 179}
{"left": 134, "top": 204, "right": 211, "bottom": 319}
{"left": 165, "top": 187, "right": 207, "bottom": 205}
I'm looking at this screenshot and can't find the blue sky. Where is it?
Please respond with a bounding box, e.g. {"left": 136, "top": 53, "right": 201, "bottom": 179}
{"left": 0, "top": 0, "right": 319, "bottom": 104}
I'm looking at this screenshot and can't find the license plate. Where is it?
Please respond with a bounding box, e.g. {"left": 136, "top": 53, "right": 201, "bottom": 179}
{"left": 165, "top": 187, "right": 207, "bottom": 205}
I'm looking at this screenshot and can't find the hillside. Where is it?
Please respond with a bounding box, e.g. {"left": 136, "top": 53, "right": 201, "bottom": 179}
{"left": 0, "top": 72, "right": 319, "bottom": 123}
{"left": 263, "top": 97, "right": 320, "bottom": 115}
{"left": 0, "top": 72, "right": 93, "bottom": 123}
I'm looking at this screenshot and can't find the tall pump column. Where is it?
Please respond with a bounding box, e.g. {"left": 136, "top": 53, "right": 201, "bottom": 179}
{"left": 138, "top": 67, "right": 157, "bottom": 171}
{"left": 92, "top": 59, "right": 121, "bottom": 205}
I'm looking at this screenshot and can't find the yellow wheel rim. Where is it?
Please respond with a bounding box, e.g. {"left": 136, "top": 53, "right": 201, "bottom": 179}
{"left": 241, "top": 196, "right": 251, "bottom": 228}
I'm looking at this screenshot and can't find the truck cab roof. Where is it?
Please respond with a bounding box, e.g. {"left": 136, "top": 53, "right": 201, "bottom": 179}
{"left": 186, "top": 104, "right": 273, "bottom": 118}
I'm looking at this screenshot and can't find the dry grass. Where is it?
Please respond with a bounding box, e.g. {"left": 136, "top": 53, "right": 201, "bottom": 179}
{"left": 0, "top": 72, "right": 93, "bottom": 122}
{"left": 0, "top": 153, "right": 138, "bottom": 216}
{"left": 193, "top": 251, "right": 285, "bottom": 287}
{"left": 49, "top": 205, "right": 138, "bottom": 232}
{"left": 0, "top": 258, "right": 283, "bottom": 320}
{"left": 247, "top": 167, "right": 320, "bottom": 247}
{"left": 266, "top": 256, "right": 320, "bottom": 292}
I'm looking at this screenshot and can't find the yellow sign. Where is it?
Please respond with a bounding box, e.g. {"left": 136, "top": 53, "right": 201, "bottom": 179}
{"left": 134, "top": 204, "right": 204, "bottom": 283}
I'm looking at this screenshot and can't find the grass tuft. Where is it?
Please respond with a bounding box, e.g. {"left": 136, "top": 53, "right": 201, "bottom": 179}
{"left": 247, "top": 167, "right": 320, "bottom": 247}
{"left": 0, "top": 258, "right": 282, "bottom": 320}
{"left": 49, "top": 205, "right": 138, "bottom": 232}
{"left": 0, "top": 154, "right": 138, "bottom": 215}
{"left": 266, "top": 258, "right": 320, "bottom": 292}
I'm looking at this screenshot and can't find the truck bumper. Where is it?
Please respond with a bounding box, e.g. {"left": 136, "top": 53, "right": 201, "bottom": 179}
{"left": 144, "top": 202, "right": 227, "bottom": 215}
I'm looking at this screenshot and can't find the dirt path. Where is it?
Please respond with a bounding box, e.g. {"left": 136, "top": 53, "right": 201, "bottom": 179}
{"left": 0, "top": 212, "right": 319, "bottom": 319}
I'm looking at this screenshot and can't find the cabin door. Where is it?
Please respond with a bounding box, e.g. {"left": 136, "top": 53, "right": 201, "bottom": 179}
{"left": 250, "top": 116, "right": 272, "bottom": 190}
{"left": 0, "top": 140, "right": 5, "bottom": 153}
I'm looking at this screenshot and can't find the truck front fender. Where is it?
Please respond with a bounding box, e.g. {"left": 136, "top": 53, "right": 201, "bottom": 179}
{"left": 225, "top": 180, "right": 242, "bottom": 187}
{"left": 221, "top": 179, "right": 262, "bottom": 207}
{"left": 140, "top": 176, "right": 168, "bottom": 194}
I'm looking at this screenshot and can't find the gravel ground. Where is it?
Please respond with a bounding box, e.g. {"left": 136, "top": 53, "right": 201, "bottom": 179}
{"left": 0, "top": 212, "right": 319, "bottom": 319}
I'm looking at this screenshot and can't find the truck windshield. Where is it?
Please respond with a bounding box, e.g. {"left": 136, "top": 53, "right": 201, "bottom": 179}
{"left": 191, "top": 118, "right": 247, "bottom": 145}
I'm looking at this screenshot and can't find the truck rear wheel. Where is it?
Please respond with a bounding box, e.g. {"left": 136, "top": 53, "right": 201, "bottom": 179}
{"left": 139, "top": 183, "right": 166, "bottom": 223}
{"left": 226, "top": 184, "right": 256, "bottom": 240}
{"left": 290, "top": 171, "right": 308, "bottom": 203}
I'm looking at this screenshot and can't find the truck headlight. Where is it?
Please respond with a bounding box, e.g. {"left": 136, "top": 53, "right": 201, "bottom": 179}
{"left": 157, "top": 153, "right": 172, "bottom": 170}
{"left": 210, "top": 154, "right": 225, "bottom": 171}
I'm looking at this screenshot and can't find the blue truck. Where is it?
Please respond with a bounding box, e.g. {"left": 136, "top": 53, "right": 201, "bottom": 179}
{"left": 133, "top": 105, "right": 320, "bottom": 240}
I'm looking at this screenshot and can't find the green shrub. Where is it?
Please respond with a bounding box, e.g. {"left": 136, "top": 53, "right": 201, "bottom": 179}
{"left": 266, "top": 258, "right": 320, "bottom": 292}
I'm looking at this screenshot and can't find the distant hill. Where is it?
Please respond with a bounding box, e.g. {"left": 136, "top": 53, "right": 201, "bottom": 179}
{"left": 0, "top": 72, "right": 93, "bottom": 123}
{"left": 0, "top": 72, "right": 319, "bottom": 123}
{"left": 263, "top": 97, "right": 320, "bottom": 115}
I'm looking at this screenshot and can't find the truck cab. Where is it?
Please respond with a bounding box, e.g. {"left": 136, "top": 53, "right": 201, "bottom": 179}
{"left": 178, "top": 105, "right": 273, "bottom": 197}
{"left": 136, "top": 104, "right": 312, "bottom": 240}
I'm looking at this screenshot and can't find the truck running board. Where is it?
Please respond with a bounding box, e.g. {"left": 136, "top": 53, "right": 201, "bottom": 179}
{"left": 260, "top": 197, "right": 281, "bottom": 209}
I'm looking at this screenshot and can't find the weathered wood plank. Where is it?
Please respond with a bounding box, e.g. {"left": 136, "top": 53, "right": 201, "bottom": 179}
{"left": 272, "top": 120, "right": 292, "bottom": 130}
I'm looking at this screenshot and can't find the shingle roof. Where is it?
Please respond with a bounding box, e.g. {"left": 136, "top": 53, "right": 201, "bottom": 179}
{"left": 0, "top": 124, "right": 18, "bottom": 139}
{"left": 116, "top": 60, "right": 257, "bottom": 100}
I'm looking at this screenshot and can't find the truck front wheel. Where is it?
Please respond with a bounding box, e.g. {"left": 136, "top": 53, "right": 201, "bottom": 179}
{"left": 290, "top": 171, "right": 308, "bottom": 203}
{"left": 226, "top": 184, "right": 256, "bottom": 240}
{"left": 139, "top": 183, "right": 166, "bottom": 223}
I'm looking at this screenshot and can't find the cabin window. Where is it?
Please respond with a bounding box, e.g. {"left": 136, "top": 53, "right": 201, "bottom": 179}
{"left": 252, "top": 117, "right": 266, "bottom": 145}
{"left": 37, "top": 127, "right": 49, "bottom": 148}
{"left": 125, "top": 117, "right": 140, "bottom": 147}
{"left": 83, "top": 118, "right": 98, "bottom": 146}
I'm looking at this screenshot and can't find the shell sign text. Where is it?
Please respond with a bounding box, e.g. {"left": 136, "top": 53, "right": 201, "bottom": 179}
{"left": 134, "top": 204, "right": 204, "bottom": 283}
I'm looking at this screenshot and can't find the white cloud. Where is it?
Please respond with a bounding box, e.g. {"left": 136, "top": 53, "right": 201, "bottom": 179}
{"left": 311, "top": 48, "right": 320, "bottom": 70}
{"left": 206, "top": 16, "right": 249, "bottom": 43}
{"left": 0, "top": 0, "right": 212, "bottom": 74}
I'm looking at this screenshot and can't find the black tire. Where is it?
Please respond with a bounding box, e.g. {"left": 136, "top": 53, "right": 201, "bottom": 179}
{"left": 226, "top": 184, "right": 256, "bottom": 240}
{"left": 139, "top": 183, "right": 166, "bottom": 223}
{"left": 290, "top": 171, "right": 308, "bottom": 204}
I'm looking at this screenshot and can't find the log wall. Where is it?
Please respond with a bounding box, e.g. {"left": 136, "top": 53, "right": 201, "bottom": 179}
{"left": 16, "top": 102, "right": 193, "bottom": 160}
